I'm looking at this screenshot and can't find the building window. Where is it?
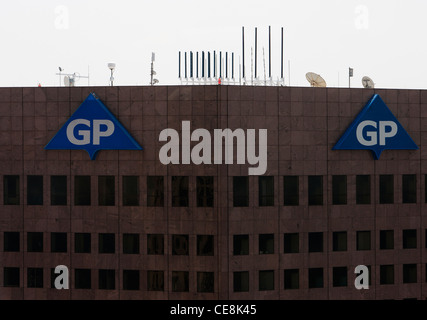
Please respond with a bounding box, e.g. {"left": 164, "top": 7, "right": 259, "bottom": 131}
{"left": 284, "top": 176, "right": 299, "bottom": 206}
{"left": 259, "top": 234, "right": 274, "bottom": 254}
{"left": 4, "top": 175, "right": 20, "bottom": 205}
{"left": 172, "top": 176, "right": 189, "bottom": 207}
{"left": 308, "top": 176, "right": 323, "bottom": 205}
{"left": 51, "top": 175, "right": 67, "bottom": 205}
{"left": 147, "top": 176, "right": 164, "bottom": 207}
{"left": 74, "top": 176, "right": 91, "bottom": 206}
{"left": 308, "top": 268, "right": 323, "bottom": 288}
{"left": 380, "top": 230, "right": 394, "bottom": 250}
{"left": 27, "top": 175, "right": 43, "bottom": 205}
{"left": 284, "top": 269, "right": 299, "bottom": 290}
{"left": 403, "top": 229, "right": 417, "bottom": 249}
{"left": 122, "top": 176, "right": 139, "bottom": 206}
{"left": 233, "top": 176, "right": 249, "bottom": 207}
{"left": 172, "top": 235, "right": 189, "bottom": 255}
{"left": 356, "top": 231, "right": 371, "bottom": 251}
{"left": 379, "top": 175, "right": 394, "bottom": 204}
{"left": 27, "top": 268, "right": 43, "bottom": 288}
{"left": 233, "top": 271, "right": 249, "bottom": 292}
{"left": 75, "top": 269, "right": 91, "bottom": 289}
{"left": 123, "top": 270, "right": 139, "bottom": 290}
{"left": 98, "top": 233, "right": 115, "bottom": 254}
{"left": 51, "top": 232, "right": 67, "bottom": 253}
{"left": 332, "top": 175, "right": 347, "bottom": 205}
{"left": 259, "top": 270, "right": 274, "bottom": 291}
{"left": 4, "top": 232, "right": 19, "bottom": 252}
{"left": 283, "top": 233, "right": 299, "bottom": 254}
{"left": 402, "top": 174, "right": 416, "bottom": 204}
{"left": 172, "top": 271, "right": 189, "bottom": 292}
{"left": 197, "top": 176, "right": 214, "bottom": 207}
{"left": 308, "top": 232, "right": 323, "bottom": 253}
{"left": 147, "top": 271, "right": 164, "bottom": 291}
{"left": 147, "top": 234, "right": 164, "bottom": 255}
{"left": 333, "top": 267, "right": 348, "bottom": 287}
{"left": 233, "top": 235, "right": 249, "bottom": 255}
{"left": 27, "top": 232, "right": 43, "bottom": 252}
{"left": 98, "top": 176, "right": 115, "bottom": 206}
{"left": 4, "top": 267, "right": 20, "bottom": 287}
{"left": 197, "top": 235, "right": 214, "bottom": 256}
{"left": 123, "top": 233, "right": 139, "bottom": 254}
{"left": 380, "top": 265, "right": 394, "bottom": 285}
{"left": 197, "top": 272, "right": 214, "bottom": 293}
{"left": 356, "top": 175, "right": 371, "bottom": 204}
{"left": 403, "top": 264, "right": 417, "bottom": 284}
{"left": 332, "top": 231, "right": 347, "bottom": 252}
{"left": 75, "top": 233, "right": 91, "bottom": 253}
{"left": 259, "top": 176, "right": 274, "bottom": 206}
{"left": 98, "top": 269, "right": 115, "bottom": 290}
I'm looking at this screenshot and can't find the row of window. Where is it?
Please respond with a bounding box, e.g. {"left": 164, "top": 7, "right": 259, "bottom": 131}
{"left": 1, "top": 174, "right": 424, "bottom": 207}
{"left": 3, "top": 229, "right": 425, "bottom": 254}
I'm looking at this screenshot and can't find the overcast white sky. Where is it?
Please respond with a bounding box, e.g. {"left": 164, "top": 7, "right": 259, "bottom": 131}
{"left": 1, "top": 0, "right": 426, "bottom": 89}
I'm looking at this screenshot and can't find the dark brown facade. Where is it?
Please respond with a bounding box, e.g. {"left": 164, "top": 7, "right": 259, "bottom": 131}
{"left": 0, "top": 85, "right": 427, "bottom": 300}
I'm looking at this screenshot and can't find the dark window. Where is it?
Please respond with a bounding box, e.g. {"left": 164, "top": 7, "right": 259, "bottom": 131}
{"left": 75, "top": 233, "right": 91, "bottom": 253}
{"left": 233, "top": 176, "right": 249, "bottom": 207}
{"left": 332, "top": 267, "right": 347, "bottom": 287}
{"left": 123, "top": 270, "right": 139, "bottom": 290}
{"left": 259, "top": 270, "right": 274, "bottom": 291}
{"left": 379, "top": 175, "right": 394, "bottom": 204}
{"left": 356, "top": 231, "right": 371, "bottom": 251}
{"left": 122, "top": 176, "right": 139, "bottom": 206}
{"left": 172, "top": 176, "right": 189, "bottom": 207}
{"left": 27, "top": 175, "right": 43, "bottom": 205}
{"left": 98, "top": 176, "right": 115, "bottom": 206}
{"left": 123, "top": 233, "right": 139, "bottom": 254}
{"left": 147, "top": 234, "right": 164, "bottom": 255}
{"left": 380, "top": 230, "right": 394, "bottom": 250}
{"left": 172, "top": 235, "right": 189, "bottom": 255}
{"left": 308, "top": 176, "right": 323, "bottom": 205}
{"left": 147, "top": 176, "right": 164, "bottom": 207}
{"left": 332, "top": 175, "right": 347, "bottom": 205}
{"left": 403, "top": 229, "right": 417, "bottom": 249}
{"left": 27, "top": 232, "right": 43, "bottom": 252}
{"left": 380, "top": 265, "right": 394, "bottom": 285}
{"left": 284, "top": 233, "right": 299, "bottom": 253}
{"left": 284, "top": 269, "right": 299, "bottom": 290}
{"left": 284, "top": 176, "right": 299, "bottom": 206}
{"left": 333, "top": 231, "right": 347, "bottom": 252}
{"left": 75, "top": 269, "right": 91, "bottom": 289}
{"left": 98, "top": 233, "right": 115, "bottom": 254}
{"left": 172, "top": 271, "right": 189, "bottom": 292}
{"left": 27, "top": 268, "right": 43, "bottom": 288}
{"left": 4, "top": 267, "right": 20, "bottom": 287}
{"left": 4, "top": 232, "right": 19, "bottom": 252}
{"left": 356, "top": 175, "right": 371, "bottom": 204}
{"left": 147, "top": 271, "right": 164, "bottom": 291}
{"left": 4, "top": 175, "right": 20, "bottom": 205}
{"left": 402, "top": 174, "right": 416, "bottom": 204}
{"left": 259, "top": 176, "right": 274, "bottom": 206}
{"left": 197, "top": 272, "right": 214, "bottom": 293}
{"left": 308, "top": 268, "right": 323, "bottom": 288}
{"left": 403, "top": 264, "right": 417, "bottom": 284}
{"left": 197, "top": 235, "right": 214, "bottom": 256}
{"left": 233, "top": 271, "right": 249, "bottom": 292}
{"left": 197, "top": 176, "right": 214, "bottom": 207}
{"left": 74, "top": 176, "right": 91, "bottom": 205}
{"left": 51, "top": 176, "right": 67, "bottom": 205}
{"left": 259, "top": 234, "right": 274, "bottom": 254}
{"left": 308, "top": 232, "right": 323, "bottom": 253}
{"left": 233, "top": 235, "right": 249, "bottom": 255}
{"left": 98, "top": 269, "right": 115, "bottom": 290}
{"left": 51, "top": 232, "right": 67, "bottom": 253}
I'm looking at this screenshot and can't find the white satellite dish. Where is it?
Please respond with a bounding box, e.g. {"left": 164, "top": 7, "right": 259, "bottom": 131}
{"left": 64, "top": 76, "right": 75, "bottom": 87}
{"left": 306, "top": 72, "right": 327, "bottom": 87}
{"left": 362, "top": 76, "right": 375, "bottom": 88}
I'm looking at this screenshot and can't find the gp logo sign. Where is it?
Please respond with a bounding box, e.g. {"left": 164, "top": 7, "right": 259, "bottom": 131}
{"left": 45, "top": 93, "right": 142, "bottom": 159}
{"left": 333, "top": 94, "right": 418, "bottom": 159}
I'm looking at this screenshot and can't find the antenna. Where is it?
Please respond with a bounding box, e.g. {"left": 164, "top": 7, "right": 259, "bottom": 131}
{"left": 268, "top": 26, "right": 271, "bottom": 79}
{"left": 281, "top": 27, "right": 284, "bottom": 80}
{"left": 362, "top": 76, "right": 375, "bottom": 88}
{"left": 242, "top": 26, "right": 245, "bottom": 80}
{"left": 255, "top": 27, "right": 258, "bottom": 79}
{"left": 306, "top": 72, "right": 327, "bottom": 87}
{"left": 150, "top": 52, "right": 159, "bottom": 85}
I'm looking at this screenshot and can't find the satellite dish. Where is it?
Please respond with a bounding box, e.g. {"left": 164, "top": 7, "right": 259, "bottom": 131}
{"left": 362, "top": 76, "right": 375, "bottom": 88}
{"left": 64, "top": 76, "right": 75, "bottom": 87}
{"left": 306, "top": 72, "right": 327, "bottom": 87}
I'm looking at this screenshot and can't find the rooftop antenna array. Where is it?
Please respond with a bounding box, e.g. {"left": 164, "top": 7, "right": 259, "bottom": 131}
{"left": 306, "top": 72, "right": 327, "bottom": 87}
{"left": 150, "top": 52, "right": 159, "bottom": 85}
{"left": 57, "top": 67, "right": 89, "bottom": 87}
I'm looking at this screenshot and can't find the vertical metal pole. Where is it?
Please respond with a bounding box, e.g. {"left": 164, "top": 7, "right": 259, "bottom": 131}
{"left": 208, "top": 52, "right": 211, "bottom": 78}
{"left": 202, "top": 51, "right": 205, "bottom": 78}
{"left": 179, "top": 51, "right": 181, "bottom": 79}
{"left": 226, "top": 52, "right": 228, "bottom": 79}
{"left": 196, "top": 52, "right": 199, "bottom": 78}
{"left": 281, "top": 28, "right": 284, "bottom": 80}
{"left": 232, "top": 52, "right": 234, "bottom": 79}
{"left": 190, "top": 51, "right": 193, "bottom": 78}
{"left": 220, "top": 51, "right": 222, "bottom": 79}
{"left": 255, "top": 27, "right": 257, "bottom": 79}
{"left": 269, "top": 26, "right": 271, "bottom": 79}
{"left": 185, "top": 52, "right": 187, "bottom": 79}
{"left": 214, "top": 51, "right": 216, "bottom": 78}
{"left": 242, "top": 26, "right": 245, "bottom": 79}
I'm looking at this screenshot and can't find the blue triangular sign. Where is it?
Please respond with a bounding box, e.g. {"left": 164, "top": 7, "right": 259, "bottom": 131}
{"left": 333, "top": 94, "right": 418, "bottom": 159}
{"left": 45, "top": 93, "right": 142, "bottom": 159}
